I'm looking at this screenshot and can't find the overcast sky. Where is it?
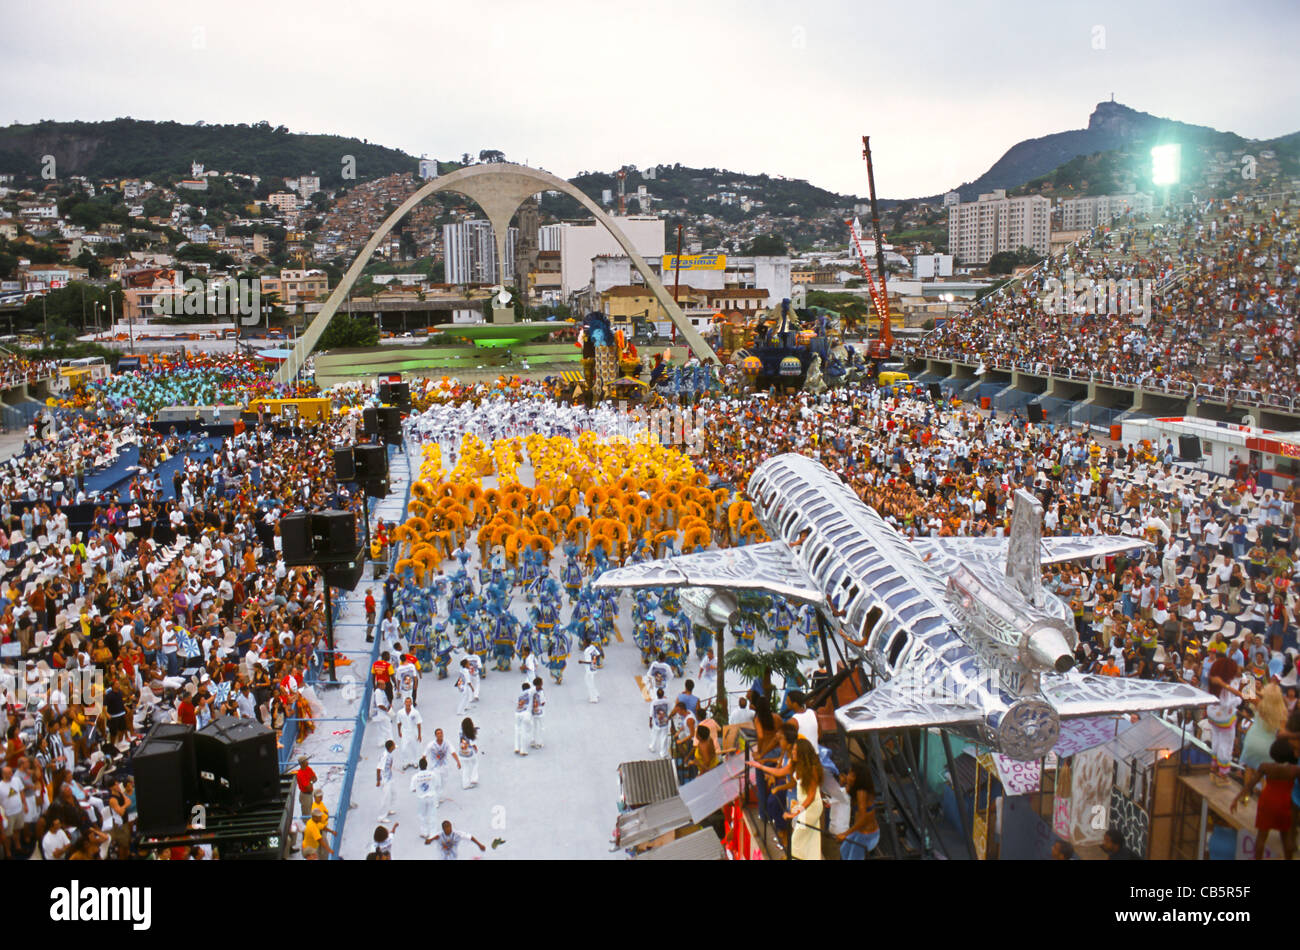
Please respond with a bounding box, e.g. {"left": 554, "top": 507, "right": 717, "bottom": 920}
{"left": 2, "top": 0, "right": 1297, "bottom": 198}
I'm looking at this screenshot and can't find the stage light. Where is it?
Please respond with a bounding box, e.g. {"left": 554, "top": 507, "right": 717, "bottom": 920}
{"left": 1151, "top": 144, "right": 1181, "bottom": 186}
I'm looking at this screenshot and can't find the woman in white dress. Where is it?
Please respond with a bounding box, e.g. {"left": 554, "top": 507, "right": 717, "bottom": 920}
{"left": 786, "top": 738, "right": 825, "bottom": 860}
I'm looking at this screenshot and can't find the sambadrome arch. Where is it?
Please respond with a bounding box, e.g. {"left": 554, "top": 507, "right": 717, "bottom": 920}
{"left": 275, "top": 162, "right": 719, "bottom": 383}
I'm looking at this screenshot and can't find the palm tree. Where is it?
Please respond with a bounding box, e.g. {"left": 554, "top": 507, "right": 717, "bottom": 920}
{"left": 722, "top": 645, "right": 808, "bottom": 699}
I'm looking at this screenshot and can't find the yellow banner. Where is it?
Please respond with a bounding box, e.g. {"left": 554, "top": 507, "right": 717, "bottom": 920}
{"left": 662, "top": 253, "right": 726, "bottom": 271}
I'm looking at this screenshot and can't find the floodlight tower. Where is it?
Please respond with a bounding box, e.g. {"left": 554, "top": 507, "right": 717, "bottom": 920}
{"left": 1150, "top": 144, "right": 1181, "bottom": 207}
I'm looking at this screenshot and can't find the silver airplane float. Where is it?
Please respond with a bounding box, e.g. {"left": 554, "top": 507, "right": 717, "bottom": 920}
{"left": 594, "top": 453, "right": 1212, "bottom": 760}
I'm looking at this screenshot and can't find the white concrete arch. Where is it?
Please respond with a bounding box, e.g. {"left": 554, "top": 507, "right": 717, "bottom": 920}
{"left": 276, "top": 162, "right": 718, "bottom": 383}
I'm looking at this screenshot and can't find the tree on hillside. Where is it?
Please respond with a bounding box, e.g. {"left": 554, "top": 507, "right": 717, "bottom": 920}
{"left": 314, "top": 313, "right": 378, "bottom": 351}
{"left": 742, "top": 232, "right": 788, "bottom": 256}
{"left": 986, "top": 245, "right": 1045, "bottom": 275}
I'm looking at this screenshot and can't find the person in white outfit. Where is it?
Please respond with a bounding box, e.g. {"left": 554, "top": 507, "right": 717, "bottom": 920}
{"left": 455, "top": 659, "right": 475, "bottom": 715}
{"left": 459, "top": 718, "right": 480, "bottom": 789}
{"left": 649, "top": 688, "right": 671, "bottom": 759}
{"left": 530, "top": 677, "right": 547, "bottom": 749}
{"left": 376, "top": 740, "right": 397, "bottom": 821}
{"left": 466, "top": 653, "right": 483, "bottom": 701}
{"left": 520, "top": 646, "right": 538, "bottom": 681}
{"left": 425, "top": 728, "right": 461, "bottom": 798}
{"left": 579, "top": 638, "right": 603, "bottom": 703}
{"left": 373, "top": 687, "right": 394, "bottom": 749}
{"left": 396, "top": 697, "right": 423, "bottom": 770}
{"left": 409, "top": 756, "right": 443, "bottom": 844}
{"left": 513, "top": 681, "right": 533, "bottom": 756}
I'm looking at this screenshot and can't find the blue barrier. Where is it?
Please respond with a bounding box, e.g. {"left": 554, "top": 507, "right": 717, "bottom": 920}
{"left": 330, "top": 441, "right": 409, "bottom": 859}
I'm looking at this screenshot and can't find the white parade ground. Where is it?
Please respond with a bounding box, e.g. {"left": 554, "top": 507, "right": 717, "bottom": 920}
{"left": 318, "top": 426, "right": 766, "bottom": 860}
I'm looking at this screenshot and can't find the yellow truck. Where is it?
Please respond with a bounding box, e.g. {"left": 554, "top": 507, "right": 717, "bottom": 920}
{"left": 877, "top": 371, "right": 910, "bottom": 387}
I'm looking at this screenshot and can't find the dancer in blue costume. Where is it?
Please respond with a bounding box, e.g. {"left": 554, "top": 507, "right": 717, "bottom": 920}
{"left": 797, "top": 603, "right": 820, "bottom": 655}
{"left": 769, "top": 600, "right": 796, "bottom": 650}
{"left": 433, "top": 622, "right": 454, "bottom": 679}
{"left": 562, "top": 543, "right": 583, "bottom": 603}
{"left": 546, "top": 626, "right": 570, "bottom": 684}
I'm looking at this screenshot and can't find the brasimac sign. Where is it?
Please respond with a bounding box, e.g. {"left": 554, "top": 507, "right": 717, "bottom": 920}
{"left": 662, "top": 254, "right": 726, "bottom": 271}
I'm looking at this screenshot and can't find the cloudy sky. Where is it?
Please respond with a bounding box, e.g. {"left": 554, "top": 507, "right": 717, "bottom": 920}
{"left": 2, "top": 0, "right": 1296, "bottom": 197}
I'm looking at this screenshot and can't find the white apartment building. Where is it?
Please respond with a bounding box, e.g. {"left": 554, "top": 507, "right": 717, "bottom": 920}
{"left": 558, "top": 215, "right": 664, "bottom": 297}
{"left": 1058, "top": 192, "right": 1153, "bottom": 230}
{"left": 297, "top": 174, "right": 321, "bottom": 200}
{"left": 443, "top": 219, "right": 517, "bottom": 285}
{"left": 268, "top": 192, "right": 301, "bottom": 214}
{"left": 947, "top": 190, "right": 1050, "bottom": 265}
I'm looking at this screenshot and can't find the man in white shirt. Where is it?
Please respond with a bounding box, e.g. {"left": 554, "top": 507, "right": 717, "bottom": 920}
{"left": 529, "top": 678, "right": 547, "bottom": 750}
{"left": 373, "top": 684, "right": 395, "bottom": 749}
{"left": 376, "top": 740, "right": 397, "bottom": 822}
{"left": 648, "top": 688, "right": 672, "bottom": 759}
{"left": 647, "top": 654, "right": 672, "bottom": 695}
{"left": 408, "top": 756, "right": 442, "bottom": 845}
{"left": 513, "top": 681, "right": 534, "bottom": 756}
{"left": 395, "top": 696, "right": 423, "bottom": 770}
{"left": 42, "top": 816, "right": 72, "bottom": 860}
{"left": 787, "top": 691, "right": 820, "bottom": 746}
{"left": 0, "top": 765, "right": 25, "bottom": 850}
{"left": 578, "top": 638, "right": 602, "bottom": 703}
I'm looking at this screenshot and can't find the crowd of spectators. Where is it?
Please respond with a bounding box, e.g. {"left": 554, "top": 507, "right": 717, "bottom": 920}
{"left": 0, "top": 354, "right": 59, "bottom": 390}
{"left": 911, "top": 192, "right": 1300, "bottom": 407}
{"left": 686, "top": 385, "right": 1298, "bottom": 758}
{"left": 0, "top": 368, "right": 374, "bottom": 860}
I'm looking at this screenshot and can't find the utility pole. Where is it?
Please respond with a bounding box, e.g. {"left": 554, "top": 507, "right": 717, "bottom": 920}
{"left": 671, "top": 224, "right": 683, "bottom": 346}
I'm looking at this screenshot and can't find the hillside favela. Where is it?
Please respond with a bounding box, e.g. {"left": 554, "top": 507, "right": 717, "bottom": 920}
{"left": 1, "top": 0, "right": 1298, "bottom": 909}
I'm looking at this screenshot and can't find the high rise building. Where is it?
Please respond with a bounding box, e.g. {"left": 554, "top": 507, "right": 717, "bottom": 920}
{"left": 947, "top": 190, "right": 1051, "bottom": 265}
{"left": 1058, "top": 192, "right": 1153, "bottom": 230}
{"left": 443, "top": 219, "right": 517, "bottom": 285}
{"left": 418, "top": 157, "right": 439, "bottom": 180}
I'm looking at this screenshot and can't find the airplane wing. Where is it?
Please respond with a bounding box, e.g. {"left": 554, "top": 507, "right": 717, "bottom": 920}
{"left": 592, "top": 540, "right": 825, "bottom": 605}
{"left": 1042, "top": 672, "right": 1214, "bottom": 717}
{"left": 834, "top": 674, "right": 985, "bottom": 732}
{"left": 910, "top": 535, "right": 1147, "bottom": 578}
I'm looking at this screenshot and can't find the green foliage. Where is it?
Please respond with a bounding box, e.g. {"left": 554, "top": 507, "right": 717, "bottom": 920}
{"left": 315, "top": 313, "right": 379, "bottom": 351}
{"left": 722, "top": 646, "right": 807, "bottom": 689}
{"left": 986, "top": 246, "right": 1043, "bottom": 275}
{"left": 0, "top": 119, "right": 418, "bottom": 185}
{"left": 742, "top": 232, "right": 787, "bottom": 255}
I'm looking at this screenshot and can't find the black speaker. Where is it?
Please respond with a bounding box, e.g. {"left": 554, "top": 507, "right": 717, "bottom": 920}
{"left": 134, "top": 738, "right": 192, "bottom": 835}
{"left": 928, "top": 383, "right": 942, "bottom": 399}
{"left": 280, "top": 512, "right": 314, "bottom": 565}
{"left": 325, "top": 558, "right": 365, "bottom": 589}
{"left": 1027, "top": 403, "right": 1044, "bottom": 423}
{"left": 362, "top": 406, "right": 378, "bottom": 438}
{"left": 378, "top": 381, "right": 409, "bottom": 409}
{"left": 333, "top": 446, "right": 356, "bottom": 481}
{"left": 313, "top": 510, "right": 359, "bottom": 557}
{"left": 195, "top": 716, "right": 280, "bottom": 808}
{"left": 364, "top": 478, "right": 392, "bottom": 499}
{"left": 1179, "top": 435, "right": 1201, "bottom": 461}
{"left": 377, "top": 407, "right": 402, "bottom": 444}
{"left": 146, "top": 722, "right": 198, "bottom": 803}
{"left": 354, "top": 443, "right": 388, "bottom": 481}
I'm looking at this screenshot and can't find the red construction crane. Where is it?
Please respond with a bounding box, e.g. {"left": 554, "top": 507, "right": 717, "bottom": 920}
{"left": 857, "top": 135, "right": 893, "bottom": 360}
